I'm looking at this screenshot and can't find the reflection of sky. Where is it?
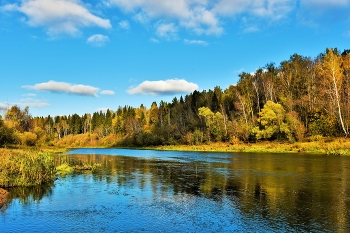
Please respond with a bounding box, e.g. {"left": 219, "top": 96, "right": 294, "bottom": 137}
{"left": 68, "top": 148, "right": 235, "bottom": 164}
{"left": 1, "top": 171, "right": 275, "bottom": 232}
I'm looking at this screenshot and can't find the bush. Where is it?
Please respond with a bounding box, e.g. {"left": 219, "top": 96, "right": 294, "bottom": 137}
{"left": 19, "top": 132, "right": 38, "bottom": 146}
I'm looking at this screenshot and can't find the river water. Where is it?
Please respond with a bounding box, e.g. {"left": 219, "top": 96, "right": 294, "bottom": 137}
{"left": 1, "top": 149, "right": 350, "bottom": 232}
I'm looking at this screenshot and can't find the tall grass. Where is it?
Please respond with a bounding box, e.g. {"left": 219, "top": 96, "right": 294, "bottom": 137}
{"left": 0, "top": 150, "right": 56, "bottom": 187}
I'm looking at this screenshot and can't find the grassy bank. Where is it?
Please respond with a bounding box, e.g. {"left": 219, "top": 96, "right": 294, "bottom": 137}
{"left": 28, "top": 132, "right": 350, "bottom": 156}
{"left": 0, "top": 149, "right": 56, "bottom": 187}
{"left": 154, "top": 138, "right": 350, "bottom": 155}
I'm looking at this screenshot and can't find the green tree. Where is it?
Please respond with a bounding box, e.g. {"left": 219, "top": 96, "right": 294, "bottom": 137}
{"left": 198, "top": 107, "right": 224, "bottom": 142}
{"left": 253, "top": 101, "right": 292, "bottom": 141}
{"left": 0, "top": 117, "right": 17, "bottom": 147}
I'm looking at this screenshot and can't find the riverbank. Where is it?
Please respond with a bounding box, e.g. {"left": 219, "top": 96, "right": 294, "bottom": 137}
{"left": 0, "top": 188, "right": 8, "bottom": 209}
{"left": 2, "top": 136, "right": 350, "bottom": 155}
{"left": 153, "top": 139, "right": 350, "bottom": 155}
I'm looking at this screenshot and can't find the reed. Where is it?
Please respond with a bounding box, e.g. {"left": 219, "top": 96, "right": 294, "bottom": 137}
{"left": 0, "top": 150, "right": 56, "bottom": 187}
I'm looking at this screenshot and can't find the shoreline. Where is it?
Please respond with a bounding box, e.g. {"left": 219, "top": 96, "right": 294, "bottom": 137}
{"left": 0, "top": 188, "right": 9, "bottom": 209}
{"left": 3, "top": 137, "right": 350, "bottom": 156}
{"left": 150, "top": 141, "right": 345, "bottom": 155}
{"left": 51, "top": 139, "right": 350, "bottom": 155}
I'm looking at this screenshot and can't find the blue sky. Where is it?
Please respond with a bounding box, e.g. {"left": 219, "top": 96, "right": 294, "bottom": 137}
{"left": 0, "top": 0, "right": 350, "bottom": 117}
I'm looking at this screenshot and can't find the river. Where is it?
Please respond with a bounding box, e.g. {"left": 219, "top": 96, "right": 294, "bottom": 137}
{"left": 1, "top": 149, "right": 350, "bottom": 232}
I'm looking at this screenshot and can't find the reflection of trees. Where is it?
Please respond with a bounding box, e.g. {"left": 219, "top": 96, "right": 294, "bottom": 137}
{"left": 2, "top": 183, "right": 54, "bottom": 211}
{"left": 54, "top": 153, "right": 350, "bottom": 232}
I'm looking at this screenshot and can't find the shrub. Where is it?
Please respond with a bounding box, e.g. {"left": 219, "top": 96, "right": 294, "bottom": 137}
{"left": 19, "top": 132, "right": 38, "bottom": 146}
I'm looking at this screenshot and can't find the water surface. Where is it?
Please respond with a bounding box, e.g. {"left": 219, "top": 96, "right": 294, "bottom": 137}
{"left": 1, "top": 149, "right": 350, "bottom": 232}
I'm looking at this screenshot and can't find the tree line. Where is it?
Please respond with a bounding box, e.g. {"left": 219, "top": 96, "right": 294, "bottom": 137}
{"left": 1, "top": 48, "right": 350, "bottom": 147}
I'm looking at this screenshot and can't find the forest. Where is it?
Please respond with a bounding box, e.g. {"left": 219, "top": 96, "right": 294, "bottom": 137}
{"left": 1, "top": 48, "right": 350, "bottom": 148}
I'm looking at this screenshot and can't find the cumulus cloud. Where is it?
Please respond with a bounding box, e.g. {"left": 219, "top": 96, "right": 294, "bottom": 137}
{"left": 184, "top": 39, "right": 208, "bottom": 46}
{"left": 2, "top": 0, "right": 111, "bottom": 36}
{"left": 100, "top": 90, "right": 115, "bottom": 95}
{"left": 127, "top": 79, "right": 199, "bottom": 95}
{"left": 87, "top": 34, "right": 110, "bottom": 46}
{"left": 22, "top": 80, "right": 99, "bottom": 97}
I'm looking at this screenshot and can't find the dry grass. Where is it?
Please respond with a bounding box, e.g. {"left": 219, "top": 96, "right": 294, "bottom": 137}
{"left": 53, "top": 133, "right": 122, "bottom": 148}
{"left": 154, "top": 138, "right": 350, "bottom": 155}
{"left": 0, "top": 149, "right": 56, "bottom": 187}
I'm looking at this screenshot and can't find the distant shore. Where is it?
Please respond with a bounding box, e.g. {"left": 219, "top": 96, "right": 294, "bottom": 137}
{"left": 3, "top": 136, "right": 350, "bottom": 156}
{"left": 53, "top": 137, "right": 350, "bottom": 155}
{"left": 151, "top": 140, "right": 350, "bottom": 155}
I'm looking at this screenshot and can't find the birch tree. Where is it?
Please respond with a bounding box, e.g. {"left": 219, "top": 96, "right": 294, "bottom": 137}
{"left": 317, "top": 49, "right": 348, "bottom": 136}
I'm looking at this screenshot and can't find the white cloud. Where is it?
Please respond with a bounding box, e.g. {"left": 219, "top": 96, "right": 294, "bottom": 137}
{"left": 184, "top": 39, "right": 208, "bottom": 46}
{"left": 100, "top": 90, "right": 115, "bottom": 95}
{"left": 119, "top": 20, "right": 130, "bottom": 29}
{"left": 87, "top": 34, "right": 110, "bottom": 46}
{"left": 134, "top": 12, "right": 150, "bottom": 24}
{"left": 22, "top": 80, "right": 99, "bottom": 97}
{"left": 214, "top": 0, "right": 294, "bottom": 20}
{"left": 150, "top": 37, "right": 160, "bottom": 43}
{"left": 0, "top": 103, "right": 8, "bottom": 111}
{"left": 243, "top": 26, "right": 259, "bottom": 33}
{"left": 127, "top": 79, "right": 199, "bottom": 95}
{"left": 180, "top": 6, "right": 223, "bottom": 35}
{"left": 23, "top": 93, "right": 37, "bottom": 97}
{"left": 107, "top": 0, "right": 223, "bottom": 36}
{"left": 156, "top": 23, "right": 178, "bottom": 39}
{"left": 15, "top": 98, "right": 50, "bottom": 108}
{"left": 232, "top": 68, "right": 244, "bottom": 74}
{"left": 298, "top": 0, "right": 350, "bottom": 25}
{"left": 96, "top": 107, "right": 110, "bottom": 112}
{"left": 0, "top": 3, "right": 18, "bottom": 11}
{"left": 106, "top": 0, "right": 300, "bottom": 36}
{"left": 301, "top": 0, "right": 350, "bottom": 7}
{"left": 3, "top": 0, "right": 111, "bottom": 36}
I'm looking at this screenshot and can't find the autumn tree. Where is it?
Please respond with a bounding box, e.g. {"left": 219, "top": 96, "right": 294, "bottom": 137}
{"left": 5, "top": 105, "right": 33, "bottom": 132}
{"left": 317, "top": 48, "right": 348, "bottom": 136}
{"left": 253, "top": 101, "right": 288, "bottom": 140}
{"left": 198, "top": 107, "right": 224, "bottom": 142}
{"left": 0, "top": 117, "right": 17, "bottom": 147}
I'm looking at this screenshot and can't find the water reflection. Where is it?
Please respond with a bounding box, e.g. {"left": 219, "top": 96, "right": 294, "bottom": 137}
{"left": 2, "top": 150, "right": 350, "bottom": 232}
{"left": 59, "top": 151, "right": 350, "bottom": 232}
{"left": 1, "top": 183, "right": 53, "bottom": 211}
